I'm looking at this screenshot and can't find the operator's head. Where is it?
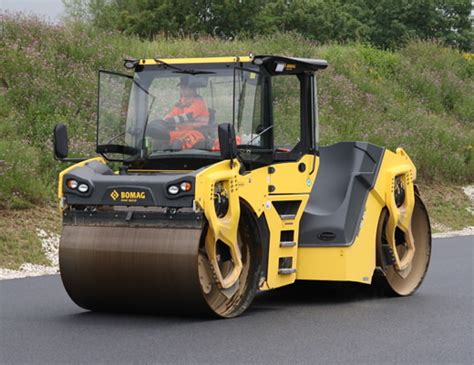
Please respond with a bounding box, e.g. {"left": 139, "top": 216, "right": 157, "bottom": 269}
{"left": 178, "top": 76, "right": 198, "bottom": 98}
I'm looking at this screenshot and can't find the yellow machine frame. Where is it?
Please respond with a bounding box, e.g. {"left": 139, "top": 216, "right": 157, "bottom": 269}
{"left": 57, "top": 55, "right": 421, "bottom": 297}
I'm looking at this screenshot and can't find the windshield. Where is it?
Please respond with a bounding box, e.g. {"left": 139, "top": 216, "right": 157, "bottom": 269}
{"left": 97, "top": 65, "right": 263, "bottom": 161}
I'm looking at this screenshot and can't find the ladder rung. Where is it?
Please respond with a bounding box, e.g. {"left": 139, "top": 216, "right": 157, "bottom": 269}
{"left": 278, "top": 268, "right": 297, "bottom": 275}
{"left": 280, "top": 241, "right": 296, "bottom": 248}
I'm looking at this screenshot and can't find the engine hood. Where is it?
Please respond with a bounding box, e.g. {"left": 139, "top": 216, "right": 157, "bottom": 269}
{"left": 62, "top": 161, "right": 198, "bottom": 208}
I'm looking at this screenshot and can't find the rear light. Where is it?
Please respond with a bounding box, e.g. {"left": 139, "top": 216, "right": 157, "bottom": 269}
{"left": 180, "top": 182, "right": 192, "bottom": 192}
{"left": 66, "top": 179, "right": 78, "bottom": 189}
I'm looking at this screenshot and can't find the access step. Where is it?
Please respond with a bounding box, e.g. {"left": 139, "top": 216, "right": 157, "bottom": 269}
{"left": 278, "top": 268, "right": 297, "bottom": 275}
{"left": 279, "top": 241, "right": 296, "bottom": 248}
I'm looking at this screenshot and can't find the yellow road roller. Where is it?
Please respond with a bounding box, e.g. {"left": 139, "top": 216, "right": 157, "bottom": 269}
{"left": 53, "top": 55, "right": 431, "bottom": 317}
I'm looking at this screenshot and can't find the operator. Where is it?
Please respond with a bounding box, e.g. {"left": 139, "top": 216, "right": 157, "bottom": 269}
{"left": 147, "top": 76, "right": 210, "bottom": 150}
{"left": 164, "top": 77, "right": 209, "bottom": 126}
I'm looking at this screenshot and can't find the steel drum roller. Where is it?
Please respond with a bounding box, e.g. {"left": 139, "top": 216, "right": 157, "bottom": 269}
{"left": 59, "top": 225, "right": 212, "bottom": 315}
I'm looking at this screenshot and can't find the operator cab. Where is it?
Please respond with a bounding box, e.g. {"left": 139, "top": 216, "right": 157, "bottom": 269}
{"left": 94, "top": 55, "right": 327, "bottom": 171}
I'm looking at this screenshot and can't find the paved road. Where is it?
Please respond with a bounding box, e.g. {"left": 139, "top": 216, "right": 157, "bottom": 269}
{"left": 1, "top": 236, "right": 472, "bottom": 364}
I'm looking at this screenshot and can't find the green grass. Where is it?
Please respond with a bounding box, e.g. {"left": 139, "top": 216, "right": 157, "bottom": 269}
{"left": 421, "top": 184, "right": 474, "bottom": 232}
{"left": 0, "top": 206, "right": 60, "bottom": 269}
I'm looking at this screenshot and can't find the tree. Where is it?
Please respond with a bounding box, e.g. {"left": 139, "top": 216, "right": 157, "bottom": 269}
{"left": 62, "top": 0, "right": 473, "bottom": 50}
{"left": 360, "top": 0, "right": 473, "bottom": 50}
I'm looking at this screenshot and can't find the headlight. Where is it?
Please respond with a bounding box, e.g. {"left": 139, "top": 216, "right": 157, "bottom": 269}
{"left": 168, "top": 185, "right": 179, "bottom": 195}
{"left": 66, "top": 179, "right": 78, "bottom": 189}
{"left": 78, "top": 183, "right": 89, "bottom": 193}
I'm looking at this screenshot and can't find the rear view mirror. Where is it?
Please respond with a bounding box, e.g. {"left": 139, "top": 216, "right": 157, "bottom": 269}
{"left": 218, "top": 123, "right": 238, "bottom": 161}
{"left": 53, "top": 124, "right": 69, "bottom": 159}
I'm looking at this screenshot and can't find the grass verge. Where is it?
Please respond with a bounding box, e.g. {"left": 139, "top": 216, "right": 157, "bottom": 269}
{"left": 0, "top": 205, "right": 61, "bottom": 269}
{"left": 421, "top": 184, "right": 473, "bottom": 232}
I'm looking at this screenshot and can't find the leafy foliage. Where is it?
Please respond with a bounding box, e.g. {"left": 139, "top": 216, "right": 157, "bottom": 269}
{"left": 63, "top": 0, "right": 473, "bottom": 50}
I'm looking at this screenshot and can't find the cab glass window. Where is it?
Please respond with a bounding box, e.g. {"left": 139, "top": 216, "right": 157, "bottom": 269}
{"left": 233, "top": 69, "right": 263, "bottom": 147}
{"left": 272, "top": 75, "right": 300, "bottom": 150}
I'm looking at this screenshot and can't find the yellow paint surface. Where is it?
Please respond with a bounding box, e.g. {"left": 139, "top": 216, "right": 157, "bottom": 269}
{"left": 141, "top": 56, "right": 252, "bottom": 65}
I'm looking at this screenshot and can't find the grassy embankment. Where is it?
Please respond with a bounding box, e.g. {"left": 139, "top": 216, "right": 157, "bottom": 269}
{"left": 0, "top": 15, "right": 473, "bottom": 269}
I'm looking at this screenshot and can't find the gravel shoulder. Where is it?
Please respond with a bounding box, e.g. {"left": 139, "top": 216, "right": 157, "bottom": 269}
{"left": 0, "top": 229, "right": 59, "bottom": 280}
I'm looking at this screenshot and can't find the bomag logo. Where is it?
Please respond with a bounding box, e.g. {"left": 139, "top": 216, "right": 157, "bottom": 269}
{"left": 121, "top": 191, "right": 146, "bottom": 199}
{"left": 110, "top": 190, "right": 146, "bottom": 202}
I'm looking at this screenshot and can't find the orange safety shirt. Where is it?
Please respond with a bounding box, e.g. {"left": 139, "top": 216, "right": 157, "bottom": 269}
{"left": 165, "top": 96, "right": 209, "bottom": 129}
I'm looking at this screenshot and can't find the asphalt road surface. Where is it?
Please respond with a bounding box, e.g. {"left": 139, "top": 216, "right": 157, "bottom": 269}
{"left": 1, "top": 236, "right": 472, "bottom": 364}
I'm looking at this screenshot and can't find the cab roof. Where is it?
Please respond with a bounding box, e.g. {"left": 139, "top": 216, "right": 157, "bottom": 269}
{"left": 137, "top": 56, "right": 252, "bottom": 65}
{"left": 133, "top": 55, "right": 328, "bottom": 73}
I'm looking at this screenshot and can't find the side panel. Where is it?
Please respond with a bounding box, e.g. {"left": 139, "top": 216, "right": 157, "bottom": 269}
{"left": 237, "top": 154, "right": 318, "bottom": 289}
{"left": 297, "top": 192, "right": 382, "bottom": 283}
{"left": 261, "top": 194, "right": 310, "bottom": 289}
{"left": 267, "top": 155, "right": 318, "bottom": 194}
{"left": 296, "top": 148, "right": 417, "bottom": 283}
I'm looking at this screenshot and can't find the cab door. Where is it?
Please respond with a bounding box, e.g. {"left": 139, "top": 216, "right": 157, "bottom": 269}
{"left": 264, "top": 73, "right": 318, "bottom": 288}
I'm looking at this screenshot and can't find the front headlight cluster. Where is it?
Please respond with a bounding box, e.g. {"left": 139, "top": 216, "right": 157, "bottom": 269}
{"left": 66, "top": 179, "right": 89, "bottom": 193}
{"left": 167, "top": 181, "right": 192, "bottom": 195}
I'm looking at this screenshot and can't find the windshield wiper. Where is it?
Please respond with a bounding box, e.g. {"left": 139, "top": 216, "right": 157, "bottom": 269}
{"left": 153, "top": 58, "right": 215, "bottom": 75}
{"left": 245, "top": 125, "right": 273, "bottom": 146}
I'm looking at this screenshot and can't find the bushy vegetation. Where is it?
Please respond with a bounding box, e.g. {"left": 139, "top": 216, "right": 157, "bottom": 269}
{"left": 64, "top": 0, "right": 473, "bottom": 51}
{"left": 0, "top": 14, "right": 473, "bottom": 209}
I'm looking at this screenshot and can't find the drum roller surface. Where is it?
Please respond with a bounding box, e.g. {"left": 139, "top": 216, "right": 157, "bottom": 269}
{"left": 59, "top": 225, "right": 212, "bottom": 315}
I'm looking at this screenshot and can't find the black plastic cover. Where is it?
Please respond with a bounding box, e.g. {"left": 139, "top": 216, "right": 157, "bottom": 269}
{"left": 63, "top": 161, "right": 197, "bottom": 208}
{"left": 218, "top": 123, "right": 237, "bottom": 160}
{"left": 53, "top": 124, "right": 68, "bottom": 159}
{"left": 299, "top": 142, "right": 385, "bottom": 246}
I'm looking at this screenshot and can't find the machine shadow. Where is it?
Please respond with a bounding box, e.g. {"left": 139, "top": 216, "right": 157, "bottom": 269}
{"left": 58, "top": 281, "right": 386, "bottom": 323}
{"left": 60, "top": 309, "right": 215, "bottom": 326}
{"left": 250, "top": 280, "right": 384, "bottom": 311}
